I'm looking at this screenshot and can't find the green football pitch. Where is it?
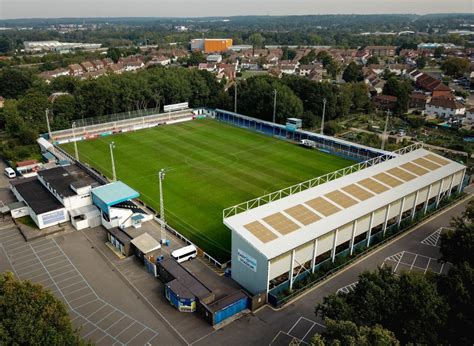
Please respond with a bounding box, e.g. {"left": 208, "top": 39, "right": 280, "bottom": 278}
{"left": 62, "top": 118, "right": 354, "bottom": 262}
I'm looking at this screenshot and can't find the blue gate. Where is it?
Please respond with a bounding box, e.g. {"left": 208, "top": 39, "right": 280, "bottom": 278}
{"left": 213, "top": 296, "right": 248, "bottom": 325}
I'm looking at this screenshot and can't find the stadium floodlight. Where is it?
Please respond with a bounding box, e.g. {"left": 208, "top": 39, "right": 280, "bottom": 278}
{"left": 320, "top": 98, "right": 327, "bottom": 135}
{"left": 109, "top": 141, "right": 116, "bottom": 181}
{"left": 273, "top": 89, "right": 278, "bottom": 135}
{"left": 381, "top": 110, "right": 391, "bottom": 151}
{"left": 72, "top": 122, "right": 79, "bottom": 161}
{"left": 45, "top": 109, "right": 52, "bottom": 141}
{"left": 234, "top": 81, "right": 238, "bottom": 113}
{"left": 158, "top": 169, "right": 167, "bottom": 244}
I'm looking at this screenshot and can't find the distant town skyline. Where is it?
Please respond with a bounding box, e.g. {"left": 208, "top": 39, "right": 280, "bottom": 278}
{"left": 1, "top": 0, "right": 472, "bottom": 20}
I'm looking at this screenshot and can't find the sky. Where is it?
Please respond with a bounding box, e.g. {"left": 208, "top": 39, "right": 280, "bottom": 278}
{"left": 1, "top": 0, "right": 472, "bottom": 19}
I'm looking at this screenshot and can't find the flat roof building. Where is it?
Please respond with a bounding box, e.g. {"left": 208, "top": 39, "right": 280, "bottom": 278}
{"left": 225, "top": 147, "right": 466, "bottom": 298}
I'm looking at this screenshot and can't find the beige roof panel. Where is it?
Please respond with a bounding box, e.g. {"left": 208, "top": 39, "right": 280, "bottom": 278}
{"left": 285, "top": 205, "right": 321, "bottom": 226}
{"left": 341, "top": 184, "right": 374, "bottom": 201}
{"left": 387, "top": 167, "right": 417, "bottom": 182}
{"left": 373, "top": 172, "right": 403, "bottom": 187}
{"left": 324, "top": 190, "right": 358, "bottom": 208}
{"left": 413, "top": 157, "right": 441, "bottom": 171}
{"left": 424, "top": 154, "right": 450, "bottom": 166}
{"left": 306, "top": 197, "right": 341, "bottom": 217}
{"left": 263, "top": 212, "right": 300, "bottom": 235}
{"left": 400, "top": 162, "right": 429, "bottom": 176}
{"left": 357, "top": 178, "right": 389, "bottom": 194}
{"left": 244, "top": 221, "right": 278, "bottom": 243}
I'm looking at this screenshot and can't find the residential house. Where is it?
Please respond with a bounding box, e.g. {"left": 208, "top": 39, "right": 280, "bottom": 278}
{"left": 365, "top": 46, "right": 397, "bottom": 57}
{"left": 102, "top": 58, "right": 114, "bottom": 67}
{"left": 298, "top": 64, "right": 322, "bottom": 77}
{"left": 409, "top": 92, "right": 429, "bottom": 109}
{"left": 308, "top": 69, "right": 323, "bottom": 82}
{"left": 148, "top": 55, "right": 171, "bottom": 66}
{"left": 122, "top": 60, "right": 145, "bottom": 72}
{"left": 416, "top": 73, "right": 452, "bottom": 98}
{"left": 464, "top": 108, "right": 474, "bottom": 124}
{"left": 216, "top": 64, "right": 236, "bottom": 81}
{"left": 279, "top": 63, "right": 298, "bottom": 75}
{"left": 107, "top": 63, "right": 124, "bottom": 74}
{"left": 80, "top": 61, "right": 95, "bottom": 73}
{"left": 91, "top": 59, "right": 105, "bottom": 70}
{"left": 408, "top": 69, "right": 423, "bottom": 81}
{"left": 373, "top": 95, "right": 398, "bottom": 111}
{"left": 424, "top": 97, "right": 466, "bottom": 119}
{"left": 68, "top": 63, "right": 84, "bottom": 76}
{"left": 206, "top": 54, "right": 223, "bottom": 63}
{"left": 198, "top": 63, "right": 216, "bottom": 72}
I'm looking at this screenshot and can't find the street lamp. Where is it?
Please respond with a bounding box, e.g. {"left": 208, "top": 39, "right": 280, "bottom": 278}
{"left": 158, "top": 169, "right": 167, "bottom": 244}
{"left": 109, "top": 141, "right": 116, "bottom": 181}
{"left": 234, "top": 81, "right": 238, "bottom": 113}
{"left": 45, "top": 109, "right": 52, "bottom": 140}
{"left": 273, "top": 89, "right": 278, "bottom": 135}
{"left": 72, "top": 122, "right": 79, "bottom": 161}
{"left": 381, "top": 110, "right": 391, "bottom": 151}
{"left": 320, "top": 98, "right": 327, "bottom": 135}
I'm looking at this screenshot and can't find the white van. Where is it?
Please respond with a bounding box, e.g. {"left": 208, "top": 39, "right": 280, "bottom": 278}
{"left": 171, "top": 245, "right": 197, "bottom": 263}
{"left": 4, "top": 167, "right": 16, "bottom": 179}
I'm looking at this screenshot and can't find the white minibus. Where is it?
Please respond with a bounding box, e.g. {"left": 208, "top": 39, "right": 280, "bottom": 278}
{"left": 4, "top": 167, "right": 16, "bottom": 179}
{"left": 171, "top": 245, "right": 197, "bottom": 263}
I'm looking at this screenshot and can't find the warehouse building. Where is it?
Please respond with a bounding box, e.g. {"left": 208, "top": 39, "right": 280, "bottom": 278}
{"left": 190, "top": 38, "right": 233, "bottom": 53}
{"left": 224, "top": 148, "right": 466, "bottom": 299}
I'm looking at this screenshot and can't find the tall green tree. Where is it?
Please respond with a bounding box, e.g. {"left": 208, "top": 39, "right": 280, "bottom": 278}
{"left": 311, "top": 319, "right": 399, "bottom": 346}
{"left": 342, "top": 62, "right": 363, "bottom": 83}
{"left": 441, "top": 57, "right": 470, "bottom": 78}
{"left": 0, "top": 272, "right": 84, "bottom": 345}
{"left": 0, "top": 68, "right": 34, "bottom": 99}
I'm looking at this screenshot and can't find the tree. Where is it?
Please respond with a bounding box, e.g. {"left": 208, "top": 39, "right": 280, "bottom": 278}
{"left": 326, "top": 60, "right": 341, "bottom": 79}
{"left": 437, "top": 263, "right": 474, "bottom": 345}
{"left": 316, "top": 51, "right": 333, "bottom": 67}
{"left": 184, "top": 51, "right": 206, "bottom": 66}
{"left": 416, "top": 56, "right": 427, "bottom": 70}
{"left": 299, "top": 49, "right": 317, "bottom": 65}
{"left": 439, "top": 200, "right": 474, "bottom": 266}
{"left": 0, "top": 36, "right": 11, "bottom": 53}
{"left": 315, "top": 267, "right": 448, "bottom": 344}
{"left": 342, "top": 62, "right": 363, "bottom": 83}
{"left": 107, "top": 47, "right": 122, "bottom": 63}
{"left": 382, "top": 77, "right": 412, "bottom": 115}
{"left": 434, "top": 46, "right": 445, "bottom": 59}
{"left": 282, "top": 46, "right": 297, "bottom": 61}
{"left": 0, "top": 68, "right": 34, "bottom": 99}
{"left": 239, "top": 75, "right": 303, "bottom": 123}
{"left": 366, "top": 56, "right": 379, "bottom": 65}
{"left": 441, "top": 57, "right": 470, "bottom": 78}
{"left": 248, "top": 33, "right": 265, "bottom": 55}
{"left": 311, "top": 319, "right": 399, "bottom": 346}
{"left": 0, "top": 272, "right": 83, "bottom": 345}
{"left": 51, "top": 94, "right": 76, "bottom": 130}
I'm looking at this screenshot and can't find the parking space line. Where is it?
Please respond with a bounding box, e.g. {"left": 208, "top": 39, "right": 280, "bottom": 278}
{"left": 60, "top": 278, "right": 85, "bottom": 290}
{"left": 95, "top": 309, "right": 116, "bottom": 324}
{"left": 41, "top": 254, "right": 64, "bottom": 263}
{"left": 56, "top": 273, "right": 80, "bottom": 284}
{"left": 0, "top": 232, "right": 22, "bottom": 242}
{"left": 47, "top": 264, "right": 72, "bottom": 274}
{"left": 51, "top": 268, "right": 76, "bottom": 278}
{"left": 69, "top": 292, "right": 95, "bottom": 304}
{"left": 7, "top": 247, "right": 31, "bottom": 257}
{"left": 424, "top": 258, "right": 431, "bottom": 274}
{"left": 115, "top": 321, "right": 136, "bottom": 338}
{"left": 19, "top": 266, "right": 44, "bottom": 277}
{"left": 31, "top": 241, "right": 55, "bottom": 251}
{"left": 143, "top": 332, "right": 159, "bottom": 345}
{"left": 74, "top": 298, "right": 100, "bottom": 310}
{"left": 409, "top": 254, "right": 418, "bottom": 270}
{"left": 0, "top": 244, "right": 19, "bottom": 278}
{"left": 105, "top": 316, "right": 126, "bottom": 332}
{"left": 82, "top": 327, "right": 99, "bottom": 339}
{"left": 64, "top": 286, "right": 90, "bottom": 297}
{"left": 10, "top": 257, "right": 38, "bottom": 268}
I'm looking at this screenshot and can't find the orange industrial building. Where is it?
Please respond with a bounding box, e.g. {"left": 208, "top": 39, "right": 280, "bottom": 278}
{"left": 191, "top": 38, "right": 233, "bottom": 53}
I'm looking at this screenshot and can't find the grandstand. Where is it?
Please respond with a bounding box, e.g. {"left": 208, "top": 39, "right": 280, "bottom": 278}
{"left": 225, "top": 145, "right": 467, "bottom": 302}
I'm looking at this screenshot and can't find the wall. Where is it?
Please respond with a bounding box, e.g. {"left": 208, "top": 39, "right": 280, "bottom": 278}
{"left": 231, "top": 230, "right": 269, "bottom": 296}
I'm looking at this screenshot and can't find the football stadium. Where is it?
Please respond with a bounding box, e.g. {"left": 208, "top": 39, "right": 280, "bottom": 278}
{"left": 50, "top": 107, "right": 467, "bottom": 302}
{"left": 60, "top": 113, "right": 354, "bottom": 262}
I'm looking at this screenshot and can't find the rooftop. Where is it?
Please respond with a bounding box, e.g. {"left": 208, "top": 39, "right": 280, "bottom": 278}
{"left": 38, "top": 165, "right": 99, "bottom": 198}
{"left": 91, "top": 181, "right": 139, "bottom": 207}
{"left": 11, "top": 178, "right": 64, "bottom": 215}
{"left": 130, "top": 232, "right": 161, "bottom": 254}
{"left": 224, "top": 148, "right": 465, "bottom": 260}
